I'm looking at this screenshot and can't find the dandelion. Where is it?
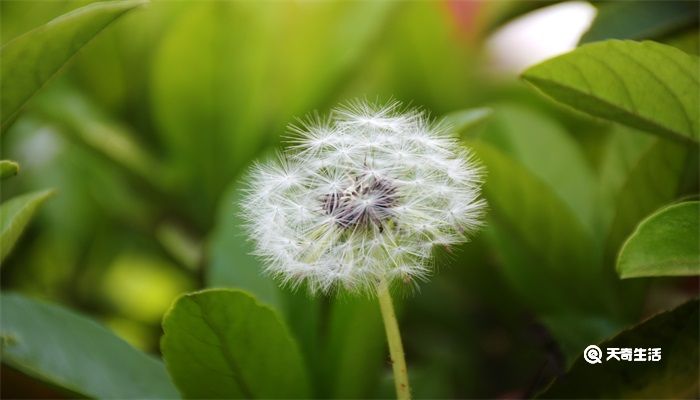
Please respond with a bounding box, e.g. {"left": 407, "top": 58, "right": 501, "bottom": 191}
{"left": 241, "top": 100, "right": 485, "bottom": 399}
{"left": 242, "top": 100, "right": 485, "bottom": 293}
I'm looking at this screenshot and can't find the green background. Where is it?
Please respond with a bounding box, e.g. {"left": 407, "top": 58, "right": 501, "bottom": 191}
{"left": 1, "top": 1, "right": 698, "bottom": 398}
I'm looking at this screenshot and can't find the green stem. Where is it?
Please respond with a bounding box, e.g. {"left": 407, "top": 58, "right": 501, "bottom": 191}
{"left": 377, "top": 278, "right": 411, "bottom": 400}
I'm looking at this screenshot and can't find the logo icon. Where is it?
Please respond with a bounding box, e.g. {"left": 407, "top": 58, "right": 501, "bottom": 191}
{"left": 583, "top": 345, "right": 603, "bottom": 364}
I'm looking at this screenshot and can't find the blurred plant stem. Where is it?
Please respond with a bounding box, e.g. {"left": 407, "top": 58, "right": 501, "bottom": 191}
{"left": 155, "top": 222, "right": 202, "bottom": 272}
{"left": 377, "top": 278, "right": 411, "bottom": 400}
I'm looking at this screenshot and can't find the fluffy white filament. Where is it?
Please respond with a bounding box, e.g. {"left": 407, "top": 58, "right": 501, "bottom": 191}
{"left": 242, "top": 101, "right": 486, "bottom": 294}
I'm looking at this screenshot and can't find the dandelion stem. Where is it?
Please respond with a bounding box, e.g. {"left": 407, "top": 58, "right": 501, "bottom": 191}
{"left": 377, "top": 278, "right": 411, "bottom": 400}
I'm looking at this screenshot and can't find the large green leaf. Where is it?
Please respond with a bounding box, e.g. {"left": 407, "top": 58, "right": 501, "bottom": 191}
{"left": 207, "top": 177, "right": 388, "bottom": 397}
{"left": 161, "top": 289, "right": 310, "bottom": 399}
{"left": 206, "top": 177, "right": 323, "bottom": 392}
{"left": 474, "top": 141, "right": 603, "bottom": 312}
{"left": 1, "top": 0, "right": 92, "bottom": 45}
{"left": 0, "top": 0, "right": 147, "bottom": 131}
{"left": 467, "top": 107, "right": 646, "bottom": 363}
{"left": 477, "top": 105, "right": 600, "bottom": 234}
{"left": 617, "top": 201, "right": 700, "bottom": 278}
{"left": 151, "top": 1, "right": 393, "bottom": 222}
{"left": 580, "top": 2, "right": 699, "bottom": 44}
{"left": 0, "top": 292, "right": 178, "bottom": 398}
{"left": 522, "top": 40, "right": 700, "bottom": 143}
{"left": 471, "top": 141, "right": 622, "bottom": 363}
{"left": 66, "top": 1, "right": 190, "bottom": 120}
{"left": 538, "top": 299, "right": 699, "bottom": 399}
{"left": 1, "top": 189, "right": 54, "bottom": 262}
{"left": 599, "top": 126, "right": 698, "bottom": 264}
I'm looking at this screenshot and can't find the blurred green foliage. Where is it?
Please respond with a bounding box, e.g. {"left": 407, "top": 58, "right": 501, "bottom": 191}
{"left": 1, "top": 1, "right": 698, "bottom": 399}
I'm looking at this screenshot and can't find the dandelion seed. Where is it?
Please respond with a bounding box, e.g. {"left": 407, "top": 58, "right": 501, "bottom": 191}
{"left": 241, "top": 100, "right": 486, "bottom": 294}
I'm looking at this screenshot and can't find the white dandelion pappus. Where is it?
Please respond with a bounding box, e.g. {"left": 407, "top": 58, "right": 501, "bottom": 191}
{"left": 241, "top": 101, "right": 486, "bottom": 294}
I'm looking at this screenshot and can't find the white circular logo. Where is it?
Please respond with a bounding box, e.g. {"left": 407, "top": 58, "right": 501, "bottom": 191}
{"left": 583, "top": 345, "right": 603, "bottom": 364}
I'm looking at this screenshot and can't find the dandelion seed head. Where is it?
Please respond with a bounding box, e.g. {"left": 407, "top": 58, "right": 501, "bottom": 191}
{"left": 242, "top": 100, "right": 486, "bottom": 294}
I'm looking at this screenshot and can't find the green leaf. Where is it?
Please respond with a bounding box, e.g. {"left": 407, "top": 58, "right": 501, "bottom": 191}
{"left": 617, "top": 201, "right": 700, "bottom": 278}
{"left": 538, "top": 299, "right": 699, "bottom": 399}
{"left": 0, "top": 292, "right": 178, "bottom": 399}
{"left": 207, "top": 176, "right": 323, "bottom": 393}
{"left": 0, "top": 0, "right": 147, "bottom": 131}
{"left": 472, "top": 142, "right": 620, "bottom": 363}
{"left": 580, "top": 2, "right": 699, "bottom": 44}
{"left": 161, "top": 289, "right": 310, "bottom": 399}
{"left": 468, "top": 107, "right": 645, "bottom": 363}
{"left": 1, "top": 189, "right": 54, "bottom": 262}
{"left": 522, "top": 40, "right": 700, "bottom": 143}
{"left": 32, "top": 86, "right": 170, "bottom": 195}
{"left": 474, "top": 141, "right": 601, "bottom": 313}
{"left": 0, "top": 160, "right": 19, "bottom": 179}
{"left": 1, "top": 1, "right": 92, "bottom": 45}
{"left": 477, "top": 105, "right": 600, "bottom": 234}
{"left": 443, "top": 107, "right": 493, "bottom": 137}
{"left": 599, "top": 126, "right": 697, "bottom": 263}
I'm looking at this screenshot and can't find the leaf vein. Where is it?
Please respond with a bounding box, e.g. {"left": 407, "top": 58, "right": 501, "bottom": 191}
{"left": 608, "top": 43, "right": 694, "bottom": 136}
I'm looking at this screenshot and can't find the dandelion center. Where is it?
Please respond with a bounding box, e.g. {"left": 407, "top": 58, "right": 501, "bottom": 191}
{"left": 321, "top": 172, "right": 398, "bottom": 230}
